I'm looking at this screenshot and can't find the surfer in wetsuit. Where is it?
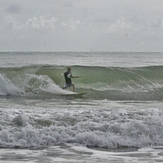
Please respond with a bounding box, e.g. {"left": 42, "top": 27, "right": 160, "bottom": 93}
{"left": 62, "top": 66, "right": 81, "bottom": 92}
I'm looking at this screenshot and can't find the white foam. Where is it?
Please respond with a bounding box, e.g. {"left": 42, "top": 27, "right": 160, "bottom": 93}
{"left": 24, "top": 74, "right": 74, "bottom": 95}
{"left": 0, "top": 104, "right": 163, "bottom": 149}
{"left": 12, "top": 114, "right": 29, "bottom": 126}
{"left": 0, "top": 98, "right": 163, "bottom": 151}
{"left": 0, "top": 74, "right": 24, "bottom": 95}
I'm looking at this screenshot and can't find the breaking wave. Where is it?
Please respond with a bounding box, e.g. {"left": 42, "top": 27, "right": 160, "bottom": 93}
{"left": 0, "top": 65, "right": 163, "bottom": 100}
{"left": 0, "top": 106, "right": 163, "bottom": 149}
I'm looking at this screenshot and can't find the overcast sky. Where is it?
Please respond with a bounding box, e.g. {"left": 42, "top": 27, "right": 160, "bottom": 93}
{"left": 1, "top": 0, "right": 163, "bottom": 52}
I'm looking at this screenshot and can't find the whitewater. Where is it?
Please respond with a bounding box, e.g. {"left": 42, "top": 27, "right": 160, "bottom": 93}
{"left": 0, "top": 52, "right": 163, "bottom": 163}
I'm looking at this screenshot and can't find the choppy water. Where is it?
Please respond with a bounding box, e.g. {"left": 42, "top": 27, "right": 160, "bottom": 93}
{"left": 0, "top": 52, "right": 163, "bottom": 162}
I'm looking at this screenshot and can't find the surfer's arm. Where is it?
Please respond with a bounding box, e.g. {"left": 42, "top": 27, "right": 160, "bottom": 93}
{"left": 72, "top": 75, "right": 81, "bottom": 78}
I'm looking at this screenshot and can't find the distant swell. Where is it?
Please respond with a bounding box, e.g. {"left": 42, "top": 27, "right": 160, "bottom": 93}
{"left": 0, "top": 65, "right": 163, "bottom": 100}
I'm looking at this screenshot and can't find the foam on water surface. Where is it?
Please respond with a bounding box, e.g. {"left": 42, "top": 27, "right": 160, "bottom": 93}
{"left": 1, "top": 145, "right": 163, "bottom": 163}
{"left": 0, "top": 99, "right": 163, "bottom": 150}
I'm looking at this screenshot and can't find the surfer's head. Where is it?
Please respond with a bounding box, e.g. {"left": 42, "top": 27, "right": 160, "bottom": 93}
{"left": 67, "top": 66, "right": 71, "bottom": 72}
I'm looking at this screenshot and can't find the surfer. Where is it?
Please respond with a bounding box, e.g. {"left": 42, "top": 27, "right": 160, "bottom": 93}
{"left": 62, "top": 66, "right": 81, "bottom": 92}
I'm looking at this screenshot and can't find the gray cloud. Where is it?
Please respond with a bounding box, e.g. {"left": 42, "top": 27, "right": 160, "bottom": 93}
{"left": 1, "top": 0, "right": 163, "bottom": 51}
{"left": 6, "top": 3, "right": 21, "bottom": 14}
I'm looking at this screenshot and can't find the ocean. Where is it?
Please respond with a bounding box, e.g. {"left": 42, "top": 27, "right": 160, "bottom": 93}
{"left": 0, "top": 52, "right": 163, "bottom": 162}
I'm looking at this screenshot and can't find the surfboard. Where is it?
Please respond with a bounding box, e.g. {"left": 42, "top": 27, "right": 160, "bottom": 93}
{"left": 62, "top": 92, "right": 87, "bottom": 97}
{"left": 74, "top": 92, "right": 87, "bottom": 96}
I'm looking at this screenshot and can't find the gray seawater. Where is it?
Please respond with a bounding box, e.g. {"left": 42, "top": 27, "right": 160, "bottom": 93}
{"left": 0, "top": 52, "right": 163, "bottom": 163}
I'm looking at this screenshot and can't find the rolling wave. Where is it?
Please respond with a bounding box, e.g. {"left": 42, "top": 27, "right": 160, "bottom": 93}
{"left": 0, "top": 65, "right": 163, "bottom": 100}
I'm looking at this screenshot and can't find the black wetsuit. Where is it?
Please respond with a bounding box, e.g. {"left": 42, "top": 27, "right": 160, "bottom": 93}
{"left": 64, "top": 71, "right": 72, "bottom": 85}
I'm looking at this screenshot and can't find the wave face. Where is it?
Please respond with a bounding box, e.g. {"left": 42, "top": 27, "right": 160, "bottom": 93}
{"left": 0, "top": 65, "right": 163, "bottom": 100}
